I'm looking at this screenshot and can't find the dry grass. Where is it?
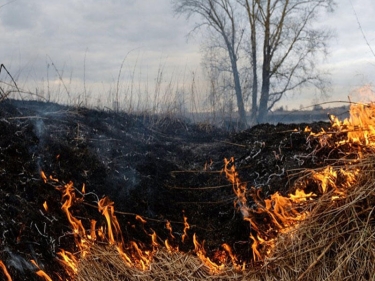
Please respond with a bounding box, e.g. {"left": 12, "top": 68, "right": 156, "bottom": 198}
{"left": 71, "top": 157, "right": 375, "bottom": 281}
{"left": 76, "top": 244, "right": 244, "bottom": 281}
{"left": 258, "top": 158, "right": 375, "bottom": 281}
{"left": 73, "top": 156, "right": 375, "bottom": 281}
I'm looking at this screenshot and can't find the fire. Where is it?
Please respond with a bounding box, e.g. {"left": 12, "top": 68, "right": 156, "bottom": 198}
{"left": 50, "top": 172, "right": 233, "bottom": 275}
{"left": 0, "top": 260, "right": 11, "bottom": 281}
{"left": 98, "top": 197, "right": 122, "bottom": 245}
{"left": 223, "top": 157, "right": 314, "bottom": 261}
{"left": 50, "top": 177, "right": 162, "bottom": 275}
{"left": 222, "top": 103, "right": 375, "bottom": 262}
{"left": 165, "top": 220, "right": 175, "bottom": 239}
{"left": 57, "top": 182, "right": 88, "bottom": 251}
{"left": 311, "top": 166, "right": 337, "bottom": 193}
{"left": 223, "top": 156, "right": 359, "bottom": 261}
{"left": 30, "top": 102, "right": 373, "bottom": 279}
{"left": 224, "top": 158, "right": 249, "bottom": 218}
{"left": 181, "top": 215, "right": 190, "bottom": 243}
{"left": 98, "top": 197, "right": 158, "bottom": 270}
{"left": 334, "top": 102, "right": 375, "bottom": 146}
{"left": 193, "top": 234, "right": 224, "bottom": 273}
{"left": 97, "top": 197, "right": 134, "bottom": 266}
{"left": 135, "top": 214, "right": 147, "bottom": 224}
{"left": 310, "top": 102, "right": 375, "bottom": 149}
{"left": 288, "top": 188, "right": 316, "bottom": 203}
{"left": 30, "top": 260, "right": 53, "bottom": 281}
{"left": 165, "top": 239, "right": 179, "bottom": 253}
{"left": 150, "top": 230, "right": 159, "bottom": 247}
{"left": 43, "top": 201, "right": 48, "bottom": 212}
{"left": 89, "top": 219, "right": 97, "bottom": 241}
{"left": 40, "top": 171, "right": 47, "bottom": 183}
{"left": 58, "top": 249, "right": 78, "bottom": 274}
{"left": 221, "top": 243, "right": 243, "bottom": 271}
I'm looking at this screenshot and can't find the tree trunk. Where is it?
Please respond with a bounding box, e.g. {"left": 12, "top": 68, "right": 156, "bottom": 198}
{"left": 258, "top": 68, "right": 270, "bottom": 123}
{"left": 250, "top": 23, "right": 258, "bottom": 124}
{"left": 223, "top": 34, "right": 247, "bottom": 128}
{"left": 232, "top": 62, "right": 247, "bottom": 127}
{"left": 257, "top": 0, "right": 271, "bottom": 124}
{"left": 245, "top": 0, "right": 258, "bottom": 125}
{"left": 258, "top": 42, "right": 271, "bottom": 123}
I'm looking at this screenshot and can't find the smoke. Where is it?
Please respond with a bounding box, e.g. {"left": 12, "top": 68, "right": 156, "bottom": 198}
{"left": 3, "top": 247, "right": 36, "bottom": 275}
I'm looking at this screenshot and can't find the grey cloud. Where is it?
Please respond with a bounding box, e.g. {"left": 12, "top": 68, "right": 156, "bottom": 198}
{"left": 0, "top": 0, "right": 41, "bottom": 30}
{"left": 1, "top": 0, "right": 374, "bottom": 110}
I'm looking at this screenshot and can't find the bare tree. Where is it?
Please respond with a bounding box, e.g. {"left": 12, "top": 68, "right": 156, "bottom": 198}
{"left": 173, "top": 0, "right": 247, "bottom": 127}
{"left": 174, "top": 0, "right": 335, "bottom": 125}
{"left": 245, "top": 0, "right": 335, "bottom": 123}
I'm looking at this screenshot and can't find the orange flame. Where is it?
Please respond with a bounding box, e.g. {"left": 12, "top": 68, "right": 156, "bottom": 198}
{"left": 98, "top": 197, "right": 156, "bottom": 269}
{"left": 223, "top": 157, "right": 314, "bottom": 261}
{"left": 89, "top": 219, "right": 97, "bottom": 241}
{"left": 225, "top": 155, "right": 357, "bottom": 261}
{"left": 223, "top": 157, "right": 249, "bottom": 218}
{"left": 97, "top": 226, "right": 105, "bottom": 240}
{"left": 222, "top": 103, "right": 373, "bottom": 262}
{"left": 40, "top": 171, "right": 47, "bottom": 183}
{"left": 193, "top": 234, "right": 224, "bottom": 273}
{"left": 181, "top": 215, "right": 190, "bottom": 243}
{"left": 0, "top": 260, "right": 12, "bottom": 281}
{"left": 165, "top": 220, "right": 175, "bottom": 239}
{"left": 98, "top": 197, "right": 123, "bottom": 246}
{"left": 334, "top": 103, "right": 375, "bottom": 146}
{"left": 164, "top": 239, "right": 178, "bottom": 253}
{"left": 135, "top": 214, "right": 147, "bottom": 224}
{"left": 42, "top": 172, "right": 162, "bottom": 275}
{"left": 311, "top": 166, "right": 337, "bottom": 193}
{"left": 58, "top": 182, "right": 87, "bottom": 250}
{"left": 58, "top": 250, "right": 78, "bottom": 274}
{"left": 30, "top": 259, "right": 53, "bottom": 281}
{"left": 54, "top": 179, "right": 92, "bottom": 274}
{"left": 43, "top": 201, "right": 48, "bottom": 212}
{"left": 35, "top": 270, "right": 53, "bottom": 281}
{"left": 150, "top": 230, "right": 159, "bottom": 247}
{"left": 311, "top": 102, "right": 375, "bottom": 149}
{"left": 221, "top": 243, "right": 242, "bottom": 271}
{"left": 288, "top": 189, "right": 316, "bottom": 203}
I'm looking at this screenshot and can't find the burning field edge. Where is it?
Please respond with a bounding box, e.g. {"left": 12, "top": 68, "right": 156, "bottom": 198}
{"left": 73, "top": 155, "right": 375, "bottom": 280}
{"left": 75, "top": 102, "right": 375, "bottom": 280}
{"left": 1, "top": 100, "right": 375, "bottom": 281}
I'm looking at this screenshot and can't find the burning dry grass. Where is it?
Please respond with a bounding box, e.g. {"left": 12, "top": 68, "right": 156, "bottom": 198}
{"left": 72, "top": 193, "right": 374, "bottom": 281}
{"left": 70, "top": 105, "right": 375, "bottom": 281}
{"left": 98, "top": 176, "right": 375, "bottom": 278}
{"left": 70, "top": 155, "right": 375, "bottom": 281}
{"left": 5, "top": 102, "right": 372, "bottom": 281}
{"left": 259, "top": 159, "right": 375, "bottom": 281}
{"left": 76, "top": 244, "right": 242, "bottom": 281}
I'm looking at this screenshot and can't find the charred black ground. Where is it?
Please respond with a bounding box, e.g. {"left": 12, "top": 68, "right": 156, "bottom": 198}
{"left": 0, "top": 99, "right": 334, "bottom": 280}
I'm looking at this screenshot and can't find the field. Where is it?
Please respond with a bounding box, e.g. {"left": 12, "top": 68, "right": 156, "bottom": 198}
{"left": 0, "top": 99, "right": 372, "bottom": 280}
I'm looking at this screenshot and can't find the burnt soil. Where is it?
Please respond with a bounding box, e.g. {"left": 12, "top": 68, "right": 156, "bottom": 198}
{"left": 0, "top": 99, "right": 332, "bottom": 280}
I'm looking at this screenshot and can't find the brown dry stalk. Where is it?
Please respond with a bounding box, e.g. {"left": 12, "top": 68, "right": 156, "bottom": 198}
{"left": 297, "top": 241, "right": 334, "bottom": 281}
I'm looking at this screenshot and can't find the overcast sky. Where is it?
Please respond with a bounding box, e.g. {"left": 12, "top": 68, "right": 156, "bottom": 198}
{"left": 1, "top": 0, "right": 375, "bottom": 110}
